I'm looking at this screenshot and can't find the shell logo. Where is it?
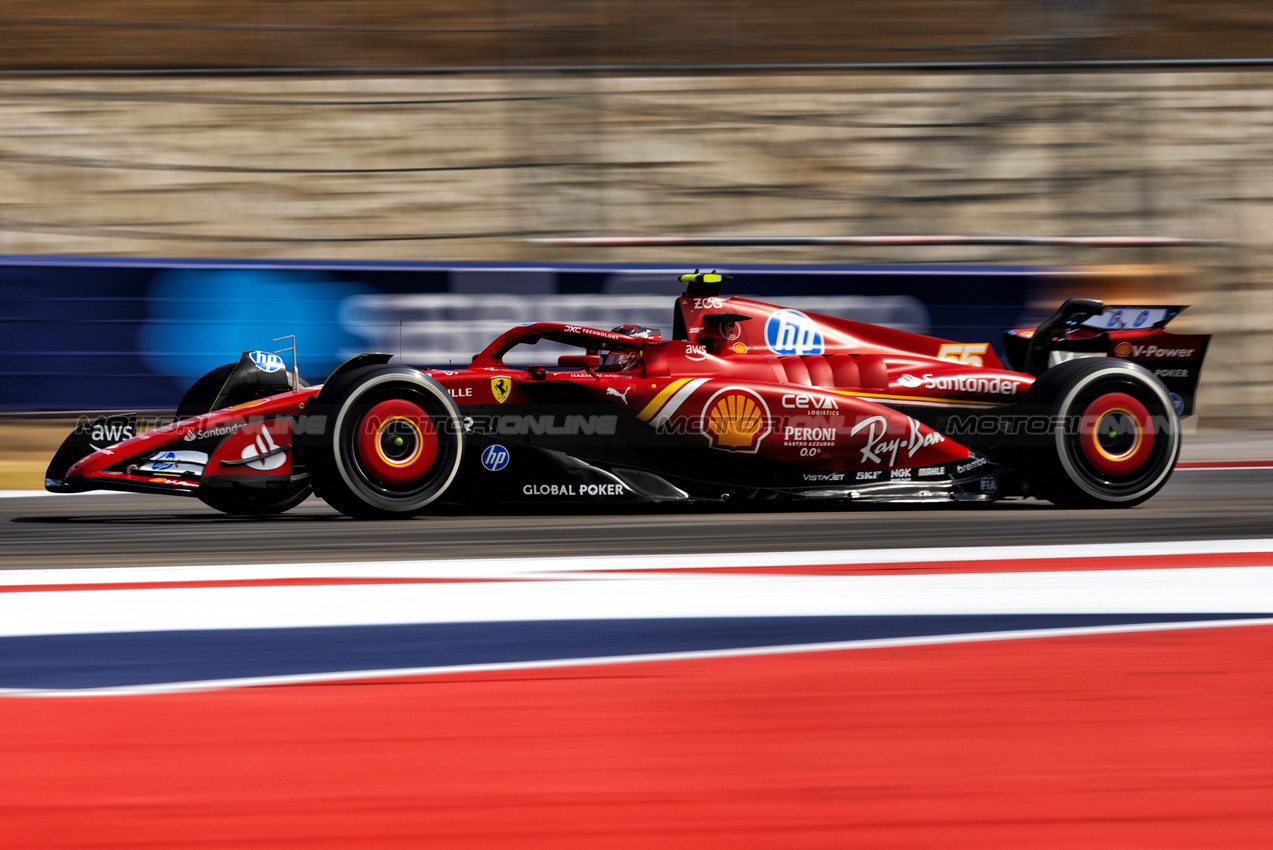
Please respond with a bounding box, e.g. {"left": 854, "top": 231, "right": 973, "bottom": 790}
{"left": 702, "top": 388, "right": 771, "bottom": 452}
{"left": 1113, "top": 341, "right": 1133, "bottom": 357}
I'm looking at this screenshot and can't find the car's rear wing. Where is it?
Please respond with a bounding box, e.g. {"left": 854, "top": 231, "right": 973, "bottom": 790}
{"left": 1003, "top": 299, "right": 1210, "bottom": 416}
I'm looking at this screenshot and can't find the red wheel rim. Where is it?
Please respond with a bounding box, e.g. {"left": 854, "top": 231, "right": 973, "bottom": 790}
{"left": 355, "top": 399, "right": 438, "bottom": 485}
{"left": 1079, "top": 392, "right": 1154, "bottom": 476}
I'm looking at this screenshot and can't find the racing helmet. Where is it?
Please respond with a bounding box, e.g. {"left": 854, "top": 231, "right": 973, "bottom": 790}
{"left": 600, "top": 324, "right": 661, "bottom": 369}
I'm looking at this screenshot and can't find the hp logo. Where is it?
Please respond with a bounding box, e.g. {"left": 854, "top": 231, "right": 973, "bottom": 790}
{"left": 480, "top": 444, "right": 510, "bottom": 472}
{"left": 249, "top": 350, "right": 286, "bottom": 372}
{"left": 764, "top": 309, "right": 824, "bottom": 356}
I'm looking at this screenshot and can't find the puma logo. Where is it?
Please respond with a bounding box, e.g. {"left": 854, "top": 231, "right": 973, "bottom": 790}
{"left": 606, "top": 386, "right": 631, "bottom": 403}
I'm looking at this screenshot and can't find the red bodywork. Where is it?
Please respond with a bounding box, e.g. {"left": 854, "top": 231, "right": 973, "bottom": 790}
{"left": 50, "top": 291, "right": 1206, "bottom": 503}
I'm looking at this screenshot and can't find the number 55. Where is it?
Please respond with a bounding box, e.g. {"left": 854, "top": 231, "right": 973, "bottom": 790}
{"left": 937, "top": 343, "right": 988, "bottom": 367}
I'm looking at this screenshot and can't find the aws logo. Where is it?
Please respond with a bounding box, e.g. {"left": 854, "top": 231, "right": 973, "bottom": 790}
{"left": 701, "top": 388, "right": 771, "bottom": 453}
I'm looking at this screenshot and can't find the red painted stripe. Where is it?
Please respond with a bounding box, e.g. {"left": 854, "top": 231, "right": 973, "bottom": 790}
{"left": 3, "top": 625, "right": 1272, "bottom": 848}
{"left": 1177, "top": 459, "right": 1273, "bottom": 469}
{"left": 0, "top": 577, "right": 545, "bottom": 594}
{"left": 605, "top": 551, "right": 1273, "bottom": 576}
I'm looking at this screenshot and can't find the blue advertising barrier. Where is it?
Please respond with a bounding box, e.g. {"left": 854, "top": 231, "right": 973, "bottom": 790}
{"left": 0, "top": 257, "right": 1059, "bottom": 411}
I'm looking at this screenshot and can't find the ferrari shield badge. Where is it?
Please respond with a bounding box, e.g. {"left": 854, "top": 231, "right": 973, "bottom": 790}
{"left": 491, "top": 376, "right": 512, "bottom": 404}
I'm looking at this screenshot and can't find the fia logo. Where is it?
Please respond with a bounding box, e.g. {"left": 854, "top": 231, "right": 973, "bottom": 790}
{"left": 249, "top": 351, "right": 286, "bottom": 373}
{"left": 764, "top": 310, "right": 824, "bottom": 356}
{"left": 481, "top": 444, "right": 510, "bottom": 472}
{"left": 491, "top": 376, "right": 512, "bottom": 404}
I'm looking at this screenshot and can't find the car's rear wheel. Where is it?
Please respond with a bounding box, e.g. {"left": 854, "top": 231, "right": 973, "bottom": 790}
{"left": 1021, "top": 358, "right": 1180, "bottom": 508}
{"left": 298, "top": 366, "right": 464, "bottom": 519}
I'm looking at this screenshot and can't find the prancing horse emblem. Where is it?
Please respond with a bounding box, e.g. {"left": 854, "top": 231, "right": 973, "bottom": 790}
{"left": 491, "top": 376, "right": 512, "bottom": 404}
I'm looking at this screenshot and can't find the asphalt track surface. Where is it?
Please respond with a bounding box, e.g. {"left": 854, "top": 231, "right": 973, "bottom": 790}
{"left": 5, "top": 471, "right": 1273, "bottom": 847}
{"left": 2, "top": 467, "right": 1271, "bottom": 569}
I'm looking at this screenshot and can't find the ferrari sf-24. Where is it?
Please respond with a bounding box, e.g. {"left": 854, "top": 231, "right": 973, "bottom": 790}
{"left": 47, "top": 272, "right": 1209, "bottom": 518}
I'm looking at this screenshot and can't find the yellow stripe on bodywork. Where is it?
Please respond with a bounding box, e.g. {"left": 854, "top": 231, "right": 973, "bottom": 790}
{"left": 637, "top": 378, "right": 692, "bottom": 422}
{"left": 830, "top": 389, "right": 1007, "bottom": 407}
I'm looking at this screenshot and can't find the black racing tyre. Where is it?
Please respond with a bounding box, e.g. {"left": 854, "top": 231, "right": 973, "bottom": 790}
{"left": 198, "top": 484, "right": 313, "bottom": 516}
{"left": 1020, "top": 358, "right": 1180, "bottom": 508}
{"left": 298, "top": 366, "right": 464, "bottom": 519}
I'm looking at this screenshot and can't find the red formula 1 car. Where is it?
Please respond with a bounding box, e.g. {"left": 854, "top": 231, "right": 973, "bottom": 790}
{"left": 47, "top": 272, "right": 1210, "bottom": 518}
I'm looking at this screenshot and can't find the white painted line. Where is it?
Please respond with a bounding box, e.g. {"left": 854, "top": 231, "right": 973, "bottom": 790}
{"left": 3, "top": 538, "right": 1272, "bottom": 587}
{"left": 3, "top": 562, "right": 1273, "bottom": 638}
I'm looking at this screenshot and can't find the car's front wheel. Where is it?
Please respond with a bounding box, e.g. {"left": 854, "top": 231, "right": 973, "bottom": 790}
{"left": 298, "top": 366, "right": 464, "bottom": 519}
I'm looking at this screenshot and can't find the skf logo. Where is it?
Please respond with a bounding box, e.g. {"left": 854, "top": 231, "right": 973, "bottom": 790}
{"left": 491, "top": 376, "right": 512, "bottom": 404}
{"left": 702, "top": 388, "right": 770, "bottom": 453}
{"left": 936, "top": 343, "right": 988, "bottom": 367}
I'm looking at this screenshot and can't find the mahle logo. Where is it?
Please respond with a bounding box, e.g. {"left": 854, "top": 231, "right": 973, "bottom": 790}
{"left": 702, "top": 388, "right": 770, "bottom": 452}
{"left": 765, "top": 309, "right": 824, "bottom": 356}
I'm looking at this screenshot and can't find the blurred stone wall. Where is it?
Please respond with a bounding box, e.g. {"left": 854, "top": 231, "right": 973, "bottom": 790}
{"left": 6, "top": 0, "right": 1273, "bottom": 69}
{"left": 0, "top": 71, "right": 1269, "bottom": 419}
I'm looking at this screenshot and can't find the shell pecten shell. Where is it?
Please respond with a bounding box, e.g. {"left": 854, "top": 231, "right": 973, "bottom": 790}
{"left": 708, "top": 393, "right": 764, "bottom": 448}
